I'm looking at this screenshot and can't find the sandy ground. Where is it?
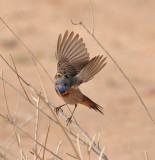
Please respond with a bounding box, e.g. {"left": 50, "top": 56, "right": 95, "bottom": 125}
{"left": 0, "top": 0, "right": 155, "bottom": 159}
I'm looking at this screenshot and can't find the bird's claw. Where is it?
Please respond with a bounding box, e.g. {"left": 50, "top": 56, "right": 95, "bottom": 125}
{"left": 66, "top": 117, "right": 72, "bottom": 126}
{"left": 54, "top": 107, "right": 63, "bottom": 115}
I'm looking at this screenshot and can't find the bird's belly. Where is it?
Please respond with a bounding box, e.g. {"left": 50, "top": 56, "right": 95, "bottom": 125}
{"left": 56, "top": 87, "right": 83, "bottom": 105}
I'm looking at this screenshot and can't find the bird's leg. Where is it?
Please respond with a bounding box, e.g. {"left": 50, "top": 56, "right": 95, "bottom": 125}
{"left": 55, "top": 104, "right": 66, "bottom": 115}
{"left": 67, "top": 104, "right": 77, "bottom": 125}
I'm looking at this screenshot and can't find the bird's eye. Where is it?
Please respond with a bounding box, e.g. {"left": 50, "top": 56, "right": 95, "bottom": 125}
{"left": 57, "top": 74, "right": 61, "bottom": 78}
{"left": 56, "top": 73, "right": 62, "bottom": 78}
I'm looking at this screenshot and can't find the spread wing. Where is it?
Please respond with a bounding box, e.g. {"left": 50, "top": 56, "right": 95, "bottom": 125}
{"left": 73, "top": 56, "right": 107, "bottom": 85}
{"left": 55, "top": 31, "right": 90, "bottom": 77}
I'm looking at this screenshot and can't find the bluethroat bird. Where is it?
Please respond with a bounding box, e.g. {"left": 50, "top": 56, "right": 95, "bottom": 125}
{"left": 55, "top": 31, "right": 107, "bottom": 122}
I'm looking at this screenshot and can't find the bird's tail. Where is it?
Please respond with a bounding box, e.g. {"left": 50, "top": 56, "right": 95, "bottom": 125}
{"left": 81, "top": 95, "right": 104, "bottom": 114}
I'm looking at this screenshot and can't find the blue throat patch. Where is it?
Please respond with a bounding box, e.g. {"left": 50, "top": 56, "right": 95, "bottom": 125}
{"left": 56, "top": 84, "right": 67, "bottom": 94}
{"left": 55, "top": 77, "right": 68, "bottom": 94}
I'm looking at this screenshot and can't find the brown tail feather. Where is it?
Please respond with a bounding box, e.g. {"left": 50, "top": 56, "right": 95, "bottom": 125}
{"left": 81, "top": 95, "right": 104, "bottom": 114}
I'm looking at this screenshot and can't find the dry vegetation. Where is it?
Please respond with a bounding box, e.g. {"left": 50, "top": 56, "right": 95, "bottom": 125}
{"left": 0, "top": 0, "right": 155, "bottom": 159}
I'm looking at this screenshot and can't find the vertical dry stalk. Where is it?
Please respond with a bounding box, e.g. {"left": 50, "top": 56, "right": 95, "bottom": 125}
{"left": 99, "top": 146, "right": 105, "bottom": 160}
{"left": 55, "top": 140, "right": 62, "bottom": 160}
{"left": 1, "top": 70, "right": 11, "bottom": 120}
{"left": 145, "top": 150, "right": 149, "bottom": 160}
{"left": 77, "top": 133, "right": 83, "bottom": 160}
{"left": 42, "top": 125, "right": 50, "bottom": 160}
{"left": 34, "top": 97, "right": 40, "bottom": 160}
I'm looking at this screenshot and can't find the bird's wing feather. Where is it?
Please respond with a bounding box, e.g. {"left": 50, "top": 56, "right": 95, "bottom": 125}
{"left": 73, "top": 56, "right": 107, "bottom": 85}
{"left": 56, "top": 31, "right": 90, "bottom": 77}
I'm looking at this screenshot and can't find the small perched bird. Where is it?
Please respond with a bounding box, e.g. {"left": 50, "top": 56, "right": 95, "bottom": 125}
{"left": 55, "top": 31, "right": 107, "bottom": 122}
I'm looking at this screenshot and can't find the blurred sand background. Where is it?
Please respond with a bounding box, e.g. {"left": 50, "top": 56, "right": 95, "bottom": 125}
{"left": 0, "top": 0, "right": 155, "bottom": 159}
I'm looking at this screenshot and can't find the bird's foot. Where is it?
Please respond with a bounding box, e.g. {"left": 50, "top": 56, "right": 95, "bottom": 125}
{"left": 54, "top": 107, "right": 63, "bottom": 115}
{"left": 66, "top": 116, "right": 72, "bottom": 126}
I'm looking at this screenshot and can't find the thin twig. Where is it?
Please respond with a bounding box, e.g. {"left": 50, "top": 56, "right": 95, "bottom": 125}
{"left": 66, "top": 153, "right": 77, "bottom": 159}
{"left": 10, "top": 54, "right": 30, "bottom": 102}
{"left": 71, "top": 19, "right": 155, "bottom": 125}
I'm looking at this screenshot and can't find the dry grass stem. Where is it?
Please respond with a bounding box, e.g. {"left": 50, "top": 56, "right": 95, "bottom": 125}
{"left": 17, "top": 133, "right": 24, "bottom": 160}
{"left": 34, "top": 97, "right": 40, "bottom": 160}
{"left": 99, "top": 146, "right": 105, "bottom": 160}
{"left": 145, "top": 150, "right": 149, "bottom": 160}
{"left": 42, "top": 125, "right": 50, "bottom": 160}
{"left": 55, "top": 140, "right": 62, "bottom": 160}
{"left": 38, "top": 142, "right": 43, "bottom": 157}
{"left": 97, "top": 132, "right": 101, "bottom": 147}
{"left": 88, "top": 134, "right": 96, "bottom": 152}
{"left": 77, "top": 133, "right": 83, "bottom": 160}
